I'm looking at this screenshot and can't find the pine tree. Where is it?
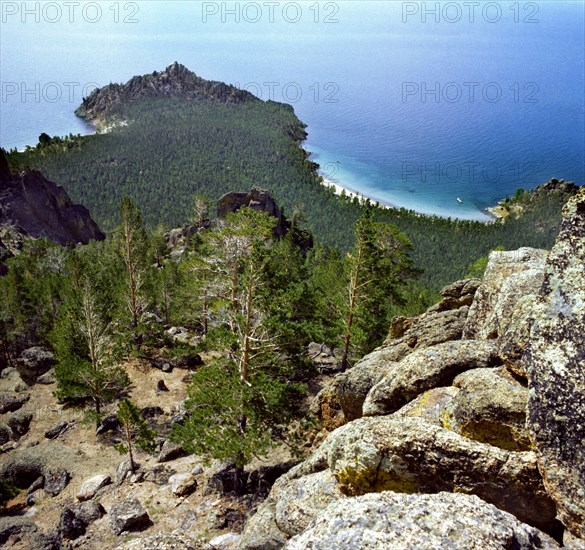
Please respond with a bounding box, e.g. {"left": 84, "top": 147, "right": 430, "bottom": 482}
{"left": 51, "top": 248, "right": 130, "bottom": 428}
{"left": 340, "top": 208, "right": 414, "bottom": 369}
{"left": 117, "top": 197, "right": 149, "bottom": 344}
{"left": 173, "top": 208, "right": 306, "bottom": 493}
{"left": 114, "top": 398, "right": 157, "bottom": 473}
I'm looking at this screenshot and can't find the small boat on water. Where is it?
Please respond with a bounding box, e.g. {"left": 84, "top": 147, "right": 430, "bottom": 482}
{"left": 456, "top": 197, "right": 463, "bottom": 203}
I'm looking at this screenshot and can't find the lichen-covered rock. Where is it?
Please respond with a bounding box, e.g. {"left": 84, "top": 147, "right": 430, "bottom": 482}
{"left": 394, "top": 386, "right": 459, "bottom": 426}
{"left": 427, "top": 278, "right": 481, "bottom": 312}
{"left": 61, "top": 500, "right": 105, "bottom": 540}
{"left": 168, "top": 473, "right": 197, "bottom": 497}
{"left": 0, "top": 444, "right": 82, "bottom": 490}
{"left": 109, "top": 498, "right": 151, "bottom": 535}
{"left": 498, "top": 294, "right": 538, "bottom": 379}
{"left": 524, "top": 187, "right": 585, "bottom": 539}
{"left": 310, "top": 356, "right": 395, "bottom": 430}
{"left": 239, "top": 470, "right": 342, "bottom": 550}
{"left": 362, "top": 340, "right": 501, "bottom": 417}
{"left": 157, "top": 440, "right": 187, "bottom": 463}
{"left": 379, "top": 306, "right": 470, "bottom": 363}
{"left": 463, "top": 248, "right": 548, "bottom": 340}
{"left": 44, "top": 467, "right": 70, "bottom": 497}
{"left": 294, "top": 416, "right": 558, "bottom": 535}
{"left": 284, "top": 492, "right": 559, "bottom": 550}
{"left": 306, "top": 343, "right": 342, "bottom": 374}
{"left": 441, "top": 368, "right": 530, "bottom": 451}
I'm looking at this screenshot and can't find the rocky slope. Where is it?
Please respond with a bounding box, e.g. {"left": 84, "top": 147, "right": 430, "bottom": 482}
{"left": 75, "top": 62, "right": 258, "bottom": 124}
{"left": 240, "top": 187, "right": 585, "bottom": 549}
{"left": 0, "top": 149, "right": 104, "bottom": 273}
{"left": 2, "top": 189, "right": 583, "bottom": 549}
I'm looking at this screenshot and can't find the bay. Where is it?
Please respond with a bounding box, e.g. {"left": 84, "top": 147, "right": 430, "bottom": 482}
{"left": 1, "top": 0, "right": 583, "bottom": 219}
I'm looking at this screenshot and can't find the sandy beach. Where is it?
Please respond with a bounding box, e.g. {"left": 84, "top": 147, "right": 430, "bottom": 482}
{"left": 320, "top": 177, "right": 394, "bottom": 210}
{"left": 319, "top": 175, "right": 499, "bottom": 223}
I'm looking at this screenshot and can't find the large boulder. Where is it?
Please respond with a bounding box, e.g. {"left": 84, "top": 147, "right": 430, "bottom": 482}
{"left": 239, "top": 470, "right": 342, "bottom": 550}
{"left": 77, "top": 474, "right": 111, "bottom": 501}
{"left": 0, "top": 391, "right": 30, "bottom": 413}
{"left": 168, "top": 473, "right": 197, "bottom": 497}
{"left": 362, "top": 340, "right": 501, "bottom": 417}
{"left": 109, "top": 498, "right": 151, "bottom": 535}
{"left": 17, "top": 347, "right": 57, "bottom": 384}
{"left": 284, "top": 492, "right": 559, "bottom": 550}
{"left": 294, "top": 416, "right": 559, "bottom": 536}
{"left": 427, "top": 278, "right": 481, "bottom": 312}
{"left": 60, "top": 501, "right": 105, "bottom": 540}
{"left": 463, "top": 248, "right": 548, "bottom": 340}
{"left": 311, "top": 355, "right": 396, "bottom": 431}
{"left": 523, "top": 187, "right": 585, "bottom": 539}
{"left": 0, "top": 444, "right": 81, "bottom": 490}
{"left": 441, "top": 368, "right": 530, "bottom": 451}
{"left": 380, "top": 306, "right": 470, "bottom": 363}
{"left": 394, "top": 386, "right": 459, "bottom": 427}
{"left": 306, "top": 343, "right": 342, "bottom": 374}
{"left": 498, "top": 293, "right": 538, "bottom": 378}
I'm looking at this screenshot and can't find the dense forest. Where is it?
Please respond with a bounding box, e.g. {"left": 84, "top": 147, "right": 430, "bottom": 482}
{"left": 0, "top": 66, "right": 581, "bottom": 495}
{"left": 4, "top": 70, "right": 577, "bottom": 291}
{"left": 0, "top": 199, "right": 420, "bottom": 480}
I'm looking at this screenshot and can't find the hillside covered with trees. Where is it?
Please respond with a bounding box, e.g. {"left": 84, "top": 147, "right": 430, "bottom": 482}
{"left": 4, "top": 64, "right": 579, "bottom": 292}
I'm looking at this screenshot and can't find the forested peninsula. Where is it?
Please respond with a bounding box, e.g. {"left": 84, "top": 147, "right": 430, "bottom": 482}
{"left": 4, "top": 63, "right": 578, "bottom": 293}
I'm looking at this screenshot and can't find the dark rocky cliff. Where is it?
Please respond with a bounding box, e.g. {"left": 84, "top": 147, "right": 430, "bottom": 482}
{"left": 0, "top": 149, "right": 104, "bottom": 272}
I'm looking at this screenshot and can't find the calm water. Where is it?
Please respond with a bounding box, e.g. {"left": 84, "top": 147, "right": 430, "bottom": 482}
{"left": 1, "top": 1, "right": 583, "bottom": 219}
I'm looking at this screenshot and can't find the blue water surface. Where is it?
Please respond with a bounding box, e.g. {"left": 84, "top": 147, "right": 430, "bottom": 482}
{"left": 1, "top": 1, "right": 583, "bottom": 219}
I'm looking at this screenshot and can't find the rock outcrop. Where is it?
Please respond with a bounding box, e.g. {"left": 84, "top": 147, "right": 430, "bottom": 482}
{"left": 285, "top": 492, "right": 559, "bottom": 550}
{"left": 75, "top": 62, "right": 258, "bottom": 123}
{"left": 362, "top": 340, "right": 502, "bottom": 417}
{"left": 442, "top": 367, "right": 530, "bottom": 451}
{"left": 463, "top": 247, "right": 547, "bottom": 341}
{"left": 0, "top": 149, "right": 104, "bottom": 271}
{"left": 523, "top": 187, "right": 585, "bottom": 539}
{"left": 312, "top": 278, "right": 477, "bottom": 431}
{"left": 242, "top": 218, "right": 585, "bottom": 546}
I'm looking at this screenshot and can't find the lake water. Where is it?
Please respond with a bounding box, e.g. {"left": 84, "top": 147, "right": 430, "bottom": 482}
{"left": 1, "top": 1, "right": 583, "bottom": 219}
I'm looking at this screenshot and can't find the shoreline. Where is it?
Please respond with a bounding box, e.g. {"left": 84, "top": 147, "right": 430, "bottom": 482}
{"left": 318, "top": 174, "right": 497, "bottom": 223}
{"left": 320, "top": 177, "right": 395, "bottom": 210}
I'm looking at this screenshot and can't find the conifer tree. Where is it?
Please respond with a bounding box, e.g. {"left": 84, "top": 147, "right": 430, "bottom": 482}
{"left": 117, "top": 197, "right": 149, "bottom": 344}
{"left": 114, "top": 398, "right": 157, "bottom": 473}
{"left": 173, "top": 208, "right": 306, "bottom": 492}
{"left": 51, "top": 247, "right": 130, "bottom": 428}
{"left": 340, "top": 207, "right": 413, "bottom": 370}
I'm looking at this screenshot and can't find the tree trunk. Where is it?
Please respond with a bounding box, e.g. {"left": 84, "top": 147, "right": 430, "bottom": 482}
{"left": 341, "top": 245, "right": 363, "bottom": 371}
{"left": 126, "top": 422, "right": 136, "bottom": 473}
{"left": 95, "top": 398, "right": 101, "bottom": 430}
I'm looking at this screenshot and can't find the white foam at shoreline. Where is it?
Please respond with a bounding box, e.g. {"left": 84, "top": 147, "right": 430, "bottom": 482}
{"left": 319, "top": 175, "right": 494, "bottom": 223}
